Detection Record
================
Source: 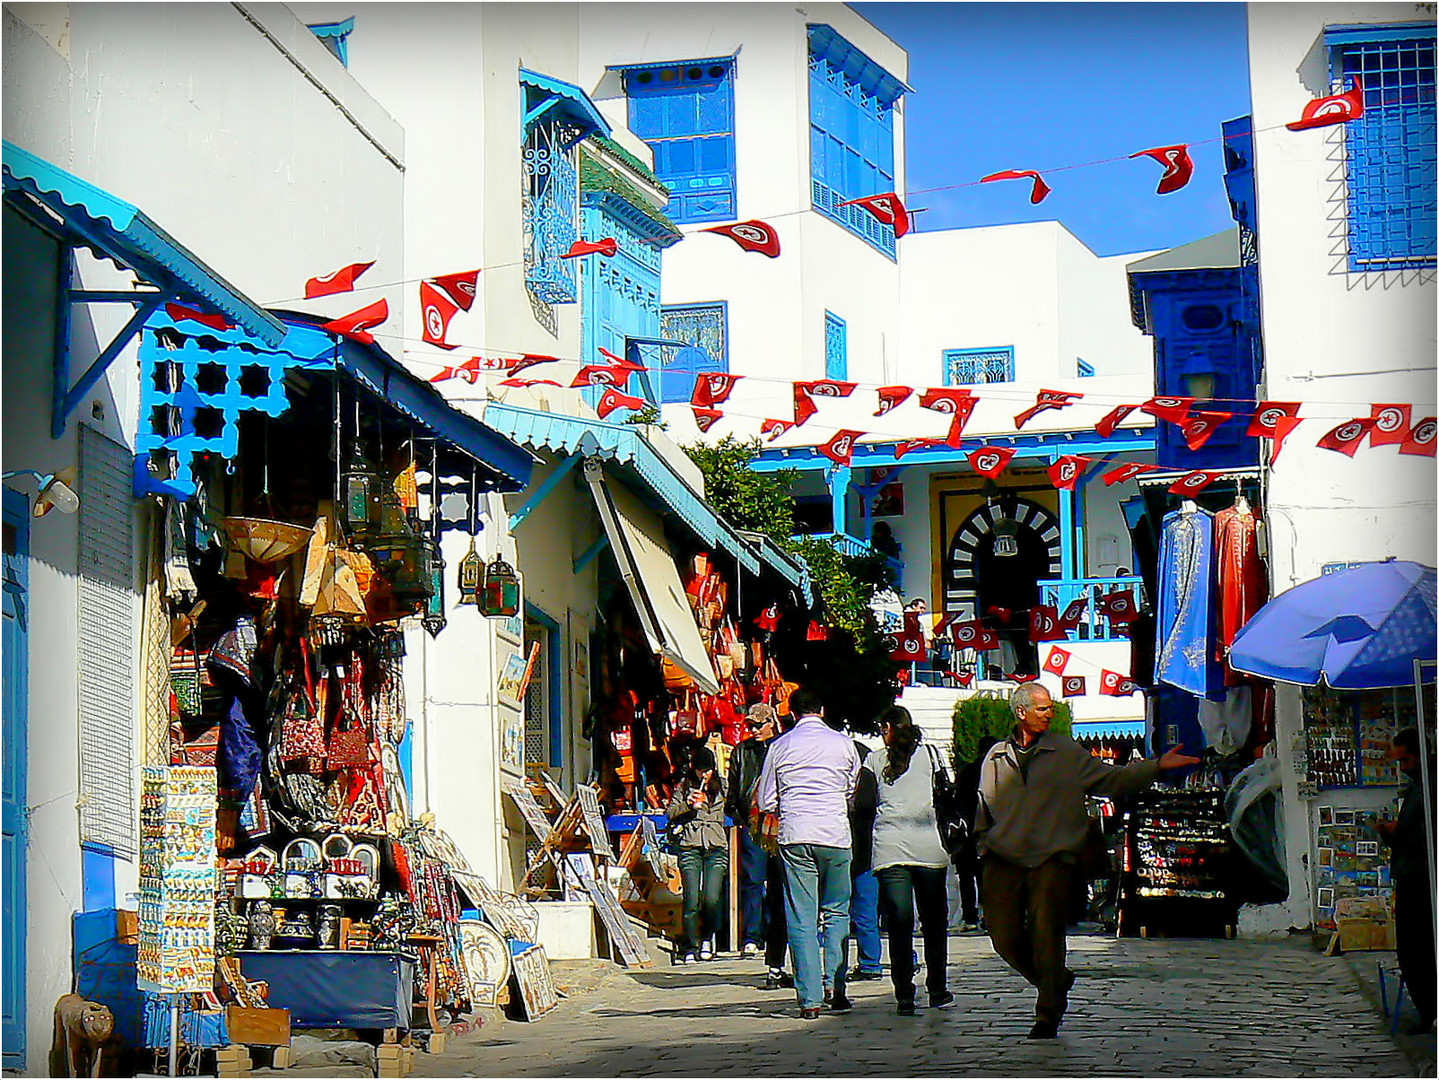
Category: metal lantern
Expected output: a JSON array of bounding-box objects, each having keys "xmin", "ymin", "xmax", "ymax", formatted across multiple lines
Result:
[
  {"xmin": 456, "ymin": 536, "xmax": 483, "ymax": 605},
  {"xmin": 341, "ymin": 443, "xmax": 384, "ymax": 539},
  {"xmin": 421, "ymin": 540, "xmax": 447, "ymax": 638},
  {"xmin": 992, "ymin": 515, "xmax": 1020, "ymax": 558},
  {"xmin": 479, "ymin": 556, "xmax": 520, "ymax": 618}
]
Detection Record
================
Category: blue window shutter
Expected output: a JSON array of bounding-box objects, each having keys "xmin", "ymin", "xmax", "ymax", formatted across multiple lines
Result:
[
  {"xmin": 824, "ymin": 312, "xmax": 847, "ymax": 380},
  {"xmin": 623, "ymin": 62, "xmax": 736, "ymax": 225}
]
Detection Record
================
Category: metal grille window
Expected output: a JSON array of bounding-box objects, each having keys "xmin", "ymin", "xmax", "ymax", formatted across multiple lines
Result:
[
  {"xmin": 624, "ymin": 59, "xmax": 736, "ymax": 223},
  {"xmin": 78, "ymin": 424, "xmax": 135, "ymax": 859},
  {"xmin": 824, "ymin": 311, "xmax": 848, "ymax": 380},
  {"xmin": 658, "ymin": 303, "xmax": 727, "ymax": 403},
  {"xmin": 944, "ymin": 346, "xmax": 1015, "ymax": 386},
  {"xmin": 808, "ymin": 25, "xmax": 904, "ymax": 259},
  {"xmin": 523, "ymin": 115, "xmax": 583, "ymax": 305},
  {"xmin": 1328, "ymin": 26, "xmax": 1436, "ymax": 271},
  {"xmin": 1077, "ymin": 358, "xmax": 1096, "ymax": 377}
]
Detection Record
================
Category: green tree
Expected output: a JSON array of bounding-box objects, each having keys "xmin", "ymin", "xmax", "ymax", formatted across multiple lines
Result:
[
  {"xmin": 951, "ymin": 691, "xmax": 1072, "ymax": 771},
  {"xmin": 681, "ymin": 435, "xmax": 796, "ymax": 541}
]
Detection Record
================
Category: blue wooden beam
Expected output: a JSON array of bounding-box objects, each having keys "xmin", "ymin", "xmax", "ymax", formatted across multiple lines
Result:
[
  {"xmin": 54, "ymin": 292, "xmax": 167, "ymax": 439},
  {"xmin": 509, "ymin": 452, "xmax": 582, "ymax": 531},
  {"xmin": 749, "ymin": 432, "xmax": 1157, "ymax": 472},
  {"xmin": 573, "ymin": 533, "xmax": 609, "ymax": 573}
]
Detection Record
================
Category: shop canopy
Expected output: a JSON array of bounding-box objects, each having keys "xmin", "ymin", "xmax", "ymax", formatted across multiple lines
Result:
[
  {"xmin": 587, "ymin": 462, "xmax": 721, "ymax": 696},
  {"xmin": 484, "ymin": 403, "xmax": 811, "ymax": 596},
  {"xmin": 1072, "ymin": 719, "xmax": 1146, "ymax": 740}
]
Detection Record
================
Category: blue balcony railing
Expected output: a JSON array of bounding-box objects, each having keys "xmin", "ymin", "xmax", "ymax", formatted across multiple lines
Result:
[
  {"xmin": 792, "ymin": 531, "xmax": 904, "ymax": 590},
  {"xmin": 1039, "ymin": 576, "xmax": 1145, "ymax": 641}
]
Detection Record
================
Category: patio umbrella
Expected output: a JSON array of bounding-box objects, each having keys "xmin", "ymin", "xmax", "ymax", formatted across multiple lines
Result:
[{"xmin": 1228, "ymin": 559, "xmax": 1435, "ymax": 689}]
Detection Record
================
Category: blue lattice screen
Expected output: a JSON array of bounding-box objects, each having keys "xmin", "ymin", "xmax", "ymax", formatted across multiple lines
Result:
[
  {"xmin": 658, "ymin": 303, "xmax": 727, "ymax": 403},
  {"xmin": 1331, "ymin": 30, "xmax": 1436, "ymax": 270},
  {"xmin": 824, "ymin": 311, "xmax": 847, "ymax": 380},
  {"xmin": 944, "ymin": 347, "xmax": 1014, "ymax": 386},
  {"xmin": 523, "ymin": 117, "xmax": 581, "ymax": 304}
]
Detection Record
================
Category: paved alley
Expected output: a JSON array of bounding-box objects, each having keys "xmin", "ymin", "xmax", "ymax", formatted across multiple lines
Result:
[{"xmin": 396, "ymin": 934, "xmax": 1422, "ymax": 1078}]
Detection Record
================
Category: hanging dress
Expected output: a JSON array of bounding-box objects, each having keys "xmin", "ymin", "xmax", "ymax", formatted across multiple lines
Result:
[{"xmin": 1156, "ymin": 507, "xmax": 1225, "ymax": 700}]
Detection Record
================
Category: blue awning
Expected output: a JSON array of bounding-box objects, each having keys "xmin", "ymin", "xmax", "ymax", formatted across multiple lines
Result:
[
  {"xmin": 484, "ymin": 403, "xmax": 810, "ymax": 594},
  {"xmin": 2, "ymin": 141, "xmax": 285, "ymax": 347},
  {"xmin": 1072, "ymin": 720, "xmax": 1147, "ymax": 740},
  {"xmin": 807, "ymin": 25, "xmax": 912, "ymax": 106},
  {"xmin": 520, "ymin": 69, "xmax": 612, "ymax": 138}
]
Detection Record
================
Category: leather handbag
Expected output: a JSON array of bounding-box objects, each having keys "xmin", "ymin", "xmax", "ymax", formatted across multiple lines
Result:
[{"xmin": 927, "ymin": 745, "xmax": 969, "ymax": 858}]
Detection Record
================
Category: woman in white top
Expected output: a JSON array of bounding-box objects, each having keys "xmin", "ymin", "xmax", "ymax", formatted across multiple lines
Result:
[{"xmin": 861, "ymin": 705, "xmax": 954, "ymax": 1015}]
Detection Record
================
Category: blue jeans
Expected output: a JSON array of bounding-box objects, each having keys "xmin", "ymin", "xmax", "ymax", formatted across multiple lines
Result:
[
  {"xmin": 677, "ymin": 846, "xmax": 728, "ymax": 952},
  {"xmin": 738, "ymin": 829, "xmax": 769, "ymax": 947},
  {"xmin": 780, "ymin": 843, "xmax": 852, "ymax": 1008},
  {"xmin": 835, "ymin": 868, "xmax": 883, "ymax": 982}
]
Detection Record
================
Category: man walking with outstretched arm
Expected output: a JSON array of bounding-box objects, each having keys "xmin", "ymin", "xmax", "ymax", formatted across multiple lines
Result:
[
  {"xmin": 756, "ymin": 688, "xmax": 862, "ymax": 1019},
  {"xmin": 975, "ymin": 683, "xmax": 1198, "ymax": 1038}
]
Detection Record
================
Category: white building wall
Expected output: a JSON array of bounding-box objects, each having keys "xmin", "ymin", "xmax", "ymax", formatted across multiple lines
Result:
[
  {"xmin": 3, "ymin": 5, "xmax": 405, "ymax": 1064},
  {"xmin": 1246, "ymin": 1, "xmax": 1437, "ymax": 934}
]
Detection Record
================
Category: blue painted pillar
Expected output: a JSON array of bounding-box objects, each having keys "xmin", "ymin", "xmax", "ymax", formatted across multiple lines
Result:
[
  {"xmin": 828, "ymin": 466, "xmax": 851, "ymax": 538},
  {"xmin": 1054, "ymin": 452, "xmax": 1076, "ymax": 579}
]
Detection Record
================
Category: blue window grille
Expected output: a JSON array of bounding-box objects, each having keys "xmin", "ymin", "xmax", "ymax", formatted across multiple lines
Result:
[
  {"xmin": 658, "ymin": 303, "xmax": 727, "ymax": 404},
  {"xmin": 307, "ymin": 18, "xmax": 353, "ymax": 66},
  {"xmin": 523, "ymin": 115, "xmax": 582, "ymax": 305},
  {"xmin": 944, "ymin": 347, "xmax": 1014, "ymax": 386},
  {"xmin": 1077, "ymin": 358, "xmax": 1096, "ymax": 377},
  {"xmin": 622, "ymin": 59, "xmax": 736, "ymax": 224},
  {"xmin": 807, "ymin": 25, "xmax": 908, "ymax": 258},
  {"xmin": 1326, "ymin": 25, "xmax": 1436, "ymax": 271},
  {"xmin": 824, "ymin": 312, "xmax": 848, "ymax": 380}
]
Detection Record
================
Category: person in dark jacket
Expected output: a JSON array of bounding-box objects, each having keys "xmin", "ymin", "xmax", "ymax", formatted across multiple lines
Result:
[
  {"xmin": 667, "ymin": 747, "xmax": 728, "ymax": 963},
  {"xmin": 954, "ymin": 735, "xmax": 999, "ymax": 931},
  {"xmin": 1377, "ymin": 727, "xmax": 1435, "ymax": 1032},
  {"xmin": 726, "ymin": 703, "xmax": 792, "ymax": 987}
]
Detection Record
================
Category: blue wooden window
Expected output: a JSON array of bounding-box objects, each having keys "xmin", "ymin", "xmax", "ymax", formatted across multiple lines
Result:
[
  {"xmin": 944, "ymin": 347, "xmax": 1014, "ymax": 386},
  {"xmin": 824, "ymin": 312, "xmax": 847, "ymax": 380},
  {"xmin": 623, "ymin": 60, "xmax": 735, "ymax": 223},
  {"xmin": 658, "ymin": 303, "xmax": 727, "ymax": 404},
  {"xmin": 807, "ymin": 25, "xmax": 905, "ymax": 258},
  {"xmin": 1077, "ymin": 358, "xmax": 1096, "ymax": 377},
  {"xmin": 1327, "ymin": 25, "xmax": 1436, "ymax": 271},
  {"xmin": 307, "ymin": 18, "xmax": 354, "ymax": 66}
]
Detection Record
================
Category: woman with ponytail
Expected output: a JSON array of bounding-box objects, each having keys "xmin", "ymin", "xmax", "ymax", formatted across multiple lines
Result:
[
  {"xmin": 863, "ymin": 705, "xmax": 954, "ymax": 1015},
  {"xmin": 666, "ymin": 746, "xmax": 729, "ymax": 963}
]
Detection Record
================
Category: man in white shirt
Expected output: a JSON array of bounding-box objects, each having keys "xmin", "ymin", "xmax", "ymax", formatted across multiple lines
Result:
[{"xmin": 756, "ymin": 688, "xmax": 862, "ymax": 1019}]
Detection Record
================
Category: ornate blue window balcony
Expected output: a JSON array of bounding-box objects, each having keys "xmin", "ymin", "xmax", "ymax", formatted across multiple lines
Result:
[{"xmin": 943, "ymin": 346, "xmax": 1014, "ymax": 386}]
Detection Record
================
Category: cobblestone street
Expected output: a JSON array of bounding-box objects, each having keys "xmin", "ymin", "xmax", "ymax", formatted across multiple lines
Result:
[{"xmin": 388, "ymin": 935, "xmax": 1426, "ymax": 1078}]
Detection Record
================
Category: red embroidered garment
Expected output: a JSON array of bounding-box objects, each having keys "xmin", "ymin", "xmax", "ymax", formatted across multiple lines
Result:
[{"xmin": 1215, "ymin": 503, "xmax": 1267, "ymax": 682}]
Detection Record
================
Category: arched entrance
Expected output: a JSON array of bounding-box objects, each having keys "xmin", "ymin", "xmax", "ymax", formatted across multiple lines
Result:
[{"xmin": 944, "ymin": 497, "xmax": 1062, "ymax": 675}]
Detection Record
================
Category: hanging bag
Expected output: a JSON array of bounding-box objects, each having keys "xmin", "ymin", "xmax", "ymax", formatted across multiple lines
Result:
[{"xmin": 927, "ymin": 744, "xmax": 969, "ymax": 858}]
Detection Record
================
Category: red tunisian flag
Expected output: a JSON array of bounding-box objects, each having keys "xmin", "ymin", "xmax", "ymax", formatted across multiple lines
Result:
[
  {"xmin": 692, "ymin": 407, "xmax": 724, "ymax": 433},
  {"xmin": 692, "ymin": 373, "xmax": 742, "ymax": 408},
  {"xmin": 1168, "ymin": 470, "xmax": 1221, "ymax": 496},
  {"xmin": 838, "ymin": 192, "xmax": 912, "ymax": 237},
  {"xmin": 1061, "ymin": 675, "xmax": 1087, "ymax": 698},
  {"xmin": 1014, "ymin": 389, "xmax": 1083, "ymax": 429},
  {"xmin": 1049, "ymin": 455, "xmax": 1090, "ymax": 491},
  {"xmin": 165, "ymin": 303, "xmax": 233, "ymax": 332},
  {"xmin": 918, "ymin": 388, "xmax": 977, "ymax": 447},
  {"xmin": 793, "ymin": 379, "xmax": 857, "ymax": 427},
  {"xmin": 507, "ymin": 353, "xmax": 561, "ymax": 375},
  {"xmin": 1400, "ymin": 417, "xmax": 1437, "ymax": 457},
  {"xmin": 874, "ymin": 385, "xmax": 914, "ymax": 416},
  {"xmin": 1103, "ymin": 461, "xmax": 1160, "ymax": 487},
  {"xmin": 1097, "ymin": 589, "xmax": 1138, "ymax": 624},
  {"xmin": 1316, "ymin": 417, "xmax": 1376, "ymax": 457},
  {"xmin": 951, "ymin": 621, "xmax": 998, "ymax": 651},
  {"xmin": 1287, "ymin": 77, "xmax": 1364, "ymax": 131},
  {"xmin": 571, "ymin": 364, "xmax": 635, "ymax": 389},
  {"xmin": 1267, "ymin": 416, "xmax": 1305, "ymax": 464},
  {"xmin": 1130, "ymin": 144, "xmax": 1196, "ymax": 194},
  {"xmin": 1247, "ymin": 401, "xmax": 1302, "ymax": 439},
  {"xmin": 306, "ymin": 260, "xmax": 375, "ymax": 298},
  {"xmin": 1180, "ymin": 410, "xmax": 1234, "ymax": 450},
  {"xmin": 596, "ymin": 389, "xmax": 647, "ymax": 420},
  {"xmin": 819, "ymin": 429, "xmax": 865, "ymax": 467},
  {"xmin": 1096, "ymin": 404, "xmax": 1140, "ymax": 438},
  {"xmin": 969, "ymin": 445, "xmax": 1018, "ymax": 479},
  {"xmin": 761, "ymin": 418, "xmax": 794, "ymax": 442},
  {"xmin": 1006, "ymin": 672, "xmax": 1041, "ymax": 684},
  {"xmin": 702, "ymin": 220, "xmax": 781, "ymax": 258},
  {"xmin": 1369, "ymin": 404, "xmax": 1412, "ymax": 447},
  {"xmin": 894, "ymin": 437, "xmax": 942, "ymax": 460},
  {"xmin": 320, "ymin": 298, "xmax": 388, "ymax": 345},
  {"xmin": 1099, "ymin": 670, "xmax": 1139, "ymax": 696},
  {"xmin": 1029, "ymin": 605, "xmax": 1067, "ymax": 643},
  {"xmin": 561, "ymin": 237, "xmax": 618, "ymax": 259},
  {"xmin": 1043, "ymin": 646, "xmax": 1072, "ymax": 676},
  {"xmin": 890, "ymin": 633, "xmax": 927, "ymax": 663},
  {"xmin": 1059, "ymin": 597, "xmax": 1088, "ymax": 630},
  {"xmin": 420, "ymin": 281, "xmax": 460, "ymax": 350},
  {"xmin": 981, "ymin": 169, "xmax": 1051, "ymax": 204},
  {"xmin": 429, "ymin": 270, "xmax": 480, "ymax": 311},
  {"xmin": 1142, "ymin": 396, "xmax": 1195, "ymax": 426}
]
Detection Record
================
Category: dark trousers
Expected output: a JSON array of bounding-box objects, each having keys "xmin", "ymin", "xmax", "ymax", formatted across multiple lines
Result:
[
  {"xmin": 1396, "ymin": 879, "xmax": 1436, "ymax": 1024},
  {"xmin": 765, "ymin": 847, "xmax": 789, "ymax": 969},
  {"xmin": 876, "ymin": 864, "xmax": 950, "ymax": 1003},
  {"xmin": 738, "ymin": 829, "xmax": 769, "ymax": 946},
  {"xmin": 981, "ymin": 854, "xmax": 1074, "ymax": 1025},
  {"xmin": 678, "ymin": 846, "xmax": 728, "ymax": 952},
  {"xmin": 955, "ymin": 846, "xmax": 981, "ymax": 924}
]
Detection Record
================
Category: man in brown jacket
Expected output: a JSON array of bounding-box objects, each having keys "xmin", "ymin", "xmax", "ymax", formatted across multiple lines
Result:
[{"xmin": 975, "ymin": 683, "xmax": 1198, "ymax": 1038}]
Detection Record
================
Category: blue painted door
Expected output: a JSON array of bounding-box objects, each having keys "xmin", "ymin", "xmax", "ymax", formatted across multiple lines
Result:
[{"xmin": 2, "ymin": 488, "xmax": 29, "ymax": 1066}]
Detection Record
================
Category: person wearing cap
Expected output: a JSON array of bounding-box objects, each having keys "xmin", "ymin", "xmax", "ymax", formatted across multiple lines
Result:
[{"xmin": 726, "ymin": 702, "xmax": 791, "ymax": 984}]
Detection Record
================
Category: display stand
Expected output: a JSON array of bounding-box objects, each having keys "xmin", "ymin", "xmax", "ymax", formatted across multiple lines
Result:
[{"xmin": 1118, "ymin": 788, "xmax": 1238, "ymax": 938}]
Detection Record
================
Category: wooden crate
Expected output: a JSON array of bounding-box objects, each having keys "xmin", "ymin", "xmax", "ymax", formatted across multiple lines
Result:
[{"xmin": 225, "ymin": 1006, "xmax": 291, "ymax": 1046}]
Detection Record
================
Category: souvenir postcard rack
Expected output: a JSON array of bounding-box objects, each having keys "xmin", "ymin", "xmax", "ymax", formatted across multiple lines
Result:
[{"xmin": 1119, "ymin": 787, "xmax": 1238, "ymax": 938}]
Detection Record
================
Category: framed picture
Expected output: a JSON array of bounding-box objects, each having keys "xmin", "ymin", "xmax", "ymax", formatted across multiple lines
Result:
[
  {"xmin": 497, "ymin": 642, "xmax": 540, "ymax": 708},
  {"xmin": 500, "ymin": 707, "xmax": 525, "ymax": 772},
  {"xmin": 509, "ymin": 943, "xmax": 559, "ymax": 1021},
  {"xmin": 1318, "ymin": 806, "xmax": 1333, "ymax": 827},
  {"xmin": 1316, "ymin": 886, "xmax": 1335, "ymax": 910},
  {"xmin": 1318, "ymin": 847, "xmax": 1334, "ymax": 867},
  {"xmin": 1356, "ymin": 840, "xmax": 1380, "ymax": 857},
  {"xmin": 1335, "ymin": 809, "xmax": 1355, "ymax": 826},
  {"xmin": 872, "ymin": 482, "xmax": 904, "ymax": 517},
  {"xmin": 497, "ymin": 611, "xmax": 523, "ymax": 645}
]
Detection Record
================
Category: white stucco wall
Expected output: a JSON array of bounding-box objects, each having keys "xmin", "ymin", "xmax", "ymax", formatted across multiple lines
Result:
[{"xmin": 1246, "ymin": 2, "xmax": 1437, "ymax": 934}]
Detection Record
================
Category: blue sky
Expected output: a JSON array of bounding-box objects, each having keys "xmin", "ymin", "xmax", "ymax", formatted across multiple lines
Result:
[{"xmin": 852, "ymin": 2, "xmax": 1252, "ymax": 257}]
